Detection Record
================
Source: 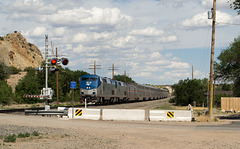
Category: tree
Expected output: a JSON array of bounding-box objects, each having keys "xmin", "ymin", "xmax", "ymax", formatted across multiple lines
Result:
[
  {"xmin": 0, "ymin": 81, "xmax": 13, "ymax": 105},
  {"xmin": 229, "ymin": 0, "xmax": 240, "ymax": 14},
  {"xmin": 0, "ymin": 62, "xmax": 10, "ymax": 81},
  {"xmin": 15, "ymin": 65, "xmax": 89, "ymax": 103},
  {"xmin": 221, "ymin": 83, "xmax": 231, "ymax": 91},
  {"xmin": 214, "ymin": 36, "xmax": 240, "ymax": 96},
  {"xmin": 173, "ymin": 78, "xmax": 206, "ymax": 106},
  {"xmin": 15, "ymin": 67, "xmax": 42, "ymax": 104},
  {"xmin": 114, "ymin": 75, "xmax": 135, "ymax": 83}
]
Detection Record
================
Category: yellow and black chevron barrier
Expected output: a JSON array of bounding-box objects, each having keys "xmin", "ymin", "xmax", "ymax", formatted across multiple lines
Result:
[
  {"xmin": 167, "ymin": 111, "xmax": 174, "ymax": 118},
  {"xmin": 75, "ymin": 109, "xmax": 82, "ymax": 116}
]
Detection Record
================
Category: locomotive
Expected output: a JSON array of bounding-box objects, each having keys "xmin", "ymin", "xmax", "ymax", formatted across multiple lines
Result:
[{"xmin": 80, "ymin": 74, "xmax": 168, "ymax": 104}]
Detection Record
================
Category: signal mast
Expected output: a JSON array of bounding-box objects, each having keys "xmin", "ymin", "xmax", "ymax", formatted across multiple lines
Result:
[{"xmin": 26, "ymin": 35, "xmax": 69, "ymax": 110}]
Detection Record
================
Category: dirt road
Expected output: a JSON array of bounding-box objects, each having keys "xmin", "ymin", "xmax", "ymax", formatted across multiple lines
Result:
[{"xmin": 1, "ymin": 112, "xmax": 240, "ymax": 149}]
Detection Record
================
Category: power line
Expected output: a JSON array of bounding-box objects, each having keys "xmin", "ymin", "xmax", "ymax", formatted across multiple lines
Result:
[{"xmin": 216, "ymin": 22, "xmax": 240, "ymax": 26}]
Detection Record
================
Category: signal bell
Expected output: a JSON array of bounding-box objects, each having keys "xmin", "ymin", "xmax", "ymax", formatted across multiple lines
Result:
[
  {"xmin": 51, "ymin": 58, "xmax": 57, "ymax": 65},
  {"xmin": 62, "ymin": 58, "xmax": 69, "ymax": 65}
]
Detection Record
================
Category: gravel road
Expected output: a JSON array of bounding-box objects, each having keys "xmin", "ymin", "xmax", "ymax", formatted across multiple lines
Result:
[{"xmin": 1, "ymin": 98, "xmax": 240, "ymax": 149}]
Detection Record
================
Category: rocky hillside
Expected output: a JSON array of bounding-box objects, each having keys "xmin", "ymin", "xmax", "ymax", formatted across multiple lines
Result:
[{"xmin": 0, "ymin": 32, "xmax": 44, "ymax": 70}]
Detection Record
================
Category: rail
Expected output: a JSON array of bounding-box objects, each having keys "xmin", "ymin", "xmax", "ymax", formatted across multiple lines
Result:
[{"xmin": 25, "ymin": 110, "xmax": 68, "ymax": 116}]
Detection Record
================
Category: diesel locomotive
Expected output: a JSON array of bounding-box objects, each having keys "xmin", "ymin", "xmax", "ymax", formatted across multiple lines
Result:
[{"xmin": 80, "ymin": 74, "xmax": 168, "ymax": 104}]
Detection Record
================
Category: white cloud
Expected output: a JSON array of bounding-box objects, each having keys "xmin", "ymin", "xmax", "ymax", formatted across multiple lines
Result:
[
  {"xmin": 202, "ymin": 0, "xmax": 230, "ymax": 9},
  {"xmin": 112, "ymin": 35, "xmax": 136, "ymax": 48},
  {"xmin": 129, "ymin": 27, "xmax": 164, "ymax": 36},
  {"xmin": 146, "ymin": 60, "xmax": 169, "ymax": 66},
  {"xmin": 150, "ymin": 52, "xmax": 162, "ymax": 59},
  {"xmin": 5, "ymin": 0, "xmax": 56, "ymax": 20},
  {"xmin": 73, "ymin": 44, "xmax": 84, "ymax": 53},
  {"xmin": 179, "ymin": 11, "xmax": 237, "ymax": 29},
  {"xmin": 52, "ymin": 27, "xmax": 66, "ymax": 37},
  {"xmin": 161, "ymin": 70, "xmax": 190, "ymax": 80},
  {"xmin": 132, "ymin": 72, "xmax": 152, "ymax": 77},
  {"xmin": 158, "ymin": 35, "xmax": 178, "ymax": 43},
  {"xmin": 142, "ymin": 66, "xmax": 161, "ymax": 72},
  {"xmin": 32, "ymin": 26, "xmax": 46, "ymax": 37},
  {"xmin": 73, "ymin": 33, "xmax": 89, "ymax": 43},
  {"xmin": 165, "ymin": 61, "xmax": 190, "ymax": 69},
  {"xmin": 41, "ymin": 7, "xmax": 132, "ymax": 28},
  {"xmin": 179, "ymin": 12, "xmax": 211, "ymax": 29}
]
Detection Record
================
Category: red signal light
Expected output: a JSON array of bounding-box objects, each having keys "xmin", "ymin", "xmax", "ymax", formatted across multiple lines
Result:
[
  {"xmin": 62, "ymin": 58, "xmax": 69, "ymax": 65},
  {"xmin": 51, "ymin": 58, "xmax": 57, "ymax": 65}
]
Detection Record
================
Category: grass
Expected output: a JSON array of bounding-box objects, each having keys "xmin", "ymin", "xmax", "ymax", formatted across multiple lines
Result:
[
  {"xmin": 2, "ymin": 131, "xmax": 41, "ymax": 143},
  {"xmin": 154, "ymin": 103, "xmax": 177, "ymax": 110},
  {"xmin": 1, "ymin": 131, "xmax": 70, "ymax": 144}
]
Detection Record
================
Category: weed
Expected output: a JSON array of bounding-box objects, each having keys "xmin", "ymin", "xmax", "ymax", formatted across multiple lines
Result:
[
  {"xmin": 61, "ymin": 134, "xmax": 70, "ymax": 138},
  {"xmin": 31, "ymin": 105, "xmax": 36, "ymax": 108},
  {"xmin": 32, "ymin": 131, "xmax": 39, "ymax": 136},
  {"xmin": 38, "ymin": 136, "xmax": 43, "ymax": 139},
  {"xmin": 154, "ymin": 103, "xmax": 176, "ymax": 110},
  {"xmin": 4, "ymin": 134, "xmax": 16, "ymax": 143}
]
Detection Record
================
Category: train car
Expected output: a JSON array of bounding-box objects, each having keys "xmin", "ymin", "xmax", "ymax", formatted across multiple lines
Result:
[
  {"xmin": 126, "ymin": 82, "xmax": 168, "ymax": 101},
  {"xmin": 80, "ymin": 74, "xmax": 168, "ymax": 104},
  {"xmin": 80, "ymin": 74, "xmax": 127, "ymax": 104}
]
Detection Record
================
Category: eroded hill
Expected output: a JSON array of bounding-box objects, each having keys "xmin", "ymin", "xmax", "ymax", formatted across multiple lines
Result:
[{"xmin": 0, "ymin": 32, "xmax": 44, "ymax": 70}]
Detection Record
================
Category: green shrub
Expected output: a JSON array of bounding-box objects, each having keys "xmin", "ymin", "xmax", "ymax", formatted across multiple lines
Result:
[
  {"xmin": 4, "ymin": 134, "xmax": 16, "ymax": 143},
  {"xmin": 32, "ymin": 131, "xmax": 39, "ymax": 136},
  {"xmin": 9, "ymin": 66, "xmax": 21, "ymax": 74},
  {"xmin": 0, "ymin": 81, "xmax": 13, "ymax": 105},
  {"xmin": 18, "ymin": 132, "xmax": 30, "ymax": 138},
  {"xmin": 215, "ymin": 93, "xmax": 231, "ymax": 107},
  {"xmin": 169, "ymin": 97, "xmax": 176, "ymax": 103}
]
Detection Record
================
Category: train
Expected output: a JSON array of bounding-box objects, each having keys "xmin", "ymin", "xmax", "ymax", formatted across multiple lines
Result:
[{"xmin": 79, "ymin": 74, "xmax": 169, "ymax": 104}]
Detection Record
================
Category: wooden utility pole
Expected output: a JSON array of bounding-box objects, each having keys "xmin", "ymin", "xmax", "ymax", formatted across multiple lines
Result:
[
  {"xmin": 124, "ymin": 70, "xmax": 126, "ymax": 84},
  {"xmin": 209, "ymin": 0, "xmax": 216, "ymax": 117},
  {"xmin": 88, "ymin": 60, "xmax": 101, "ymax": 75},
  {"xmin": 192, "ymin": 65, "xmax": 193, "ymax": 80},
  {"xmin": 108, "ymin": 64, "xmax": 118, "ymax": 80},
  {"xmin": 56, "ymin": 47, "xmax": 59, "ymax": 105}
]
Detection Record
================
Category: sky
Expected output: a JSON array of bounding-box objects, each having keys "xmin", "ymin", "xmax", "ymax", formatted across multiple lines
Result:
[{"xmin": 0, "ymin": 0, "xmax": 240, "ymax": 85}]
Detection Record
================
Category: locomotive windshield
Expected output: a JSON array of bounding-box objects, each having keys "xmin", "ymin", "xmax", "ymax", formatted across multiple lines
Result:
[
  {"xmin": 80, "ymin": 75, "xmax": 101, "ymax": 90},
  {"xmin": 90, "ymin": 78, "xmax": 98, "ymax": 81}
]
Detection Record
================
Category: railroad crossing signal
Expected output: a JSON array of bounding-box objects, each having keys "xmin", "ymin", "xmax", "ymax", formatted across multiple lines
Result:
[
  {"xmin": 62, "ymin": 58, "xmax": 69, "ymax": 65},
  {"xmin": 50, "ymin": 58, "xmax": 69, "ymax": 65},
  {"xmin": 51, "ymin": 58, "xmax": 57, "ymax": 65}
]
